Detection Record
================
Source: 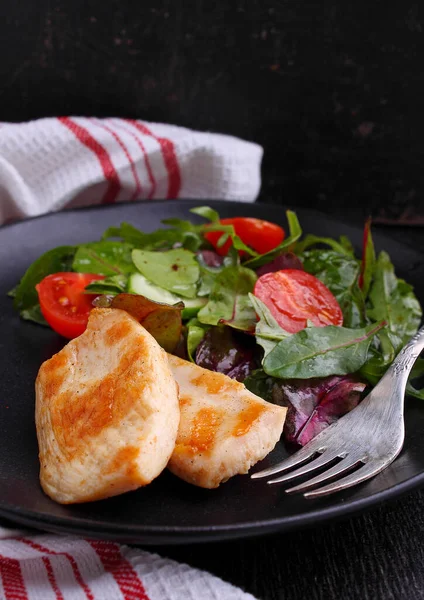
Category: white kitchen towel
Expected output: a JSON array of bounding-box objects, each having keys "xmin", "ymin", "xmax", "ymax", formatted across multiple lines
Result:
[
  {"xmin": 0, "ymin": 117, "xmax": 261, "ymax": 599},
  {"xmin": 0, "ymin": 527, "xmax": 256, "ymax": 600},
  {"xmin": 0, "ymin": 117, "xmax": 263, "ymax": 225}
]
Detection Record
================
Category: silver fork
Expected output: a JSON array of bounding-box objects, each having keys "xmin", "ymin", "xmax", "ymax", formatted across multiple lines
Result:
[{"xmin": 251, "ymin": 325, "xmax": 424, "ymax": 499}]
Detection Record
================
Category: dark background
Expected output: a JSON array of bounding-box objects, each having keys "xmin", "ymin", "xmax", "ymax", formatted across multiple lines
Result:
[
  {"xmin": 1, "ymin": 0, "xmax": 424, "ymax": 224},
  {"xmin": 2, "ymin": 2, "xmax": 424, "ymax": 598}
]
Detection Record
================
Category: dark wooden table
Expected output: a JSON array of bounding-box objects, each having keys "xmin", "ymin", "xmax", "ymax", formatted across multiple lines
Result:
[{"xmin": 1, "ymin": 1, "xmax": 424, "ymax": 598}]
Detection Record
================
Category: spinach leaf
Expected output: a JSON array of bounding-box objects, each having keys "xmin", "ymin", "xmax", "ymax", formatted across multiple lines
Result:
[
  {"xmin": 132, "ymin": 248, "xmax": 200, "ymax": 298},
  {"xmin": 263, "ymin": 321, "xmax": 386, "ymax": 379},
  {"xmin": 14, "ymin": 245, "xmax": 75, "ymax": 311},
  {"xmin": 244, "ymin": 369, "xmax": 276, "ymax": 402},
  {"xmin": 72, "ymin": 242, "xmax": 135, "ymax": 276},
  {"xmin": 197, "ymin": 265, "xmax": 257, "ymax": 331},
  {"xmin": 21, "ymin": 304, "xmax": 49, "ymax": 326},
  {"xmin": 249, "ymin": 293, "xmax": 289, "ymax": 356},
  {"xmin": 84, "ymin": 274, "xmax": 128, "ymax": 295},
  {"xmin": 301, "ymin": 250, "xmax": 366, "ymax": 328},
  {"xmin": 244, "ymin": 210, "xmax": 302, "ymax": 269},
  {"xmin": 367, "ymin": 251, "xmax": 422, "ymax": 350}
]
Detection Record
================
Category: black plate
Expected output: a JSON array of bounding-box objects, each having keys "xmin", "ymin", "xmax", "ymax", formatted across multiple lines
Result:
[{"xmin": 1, "ymin": 200, "xmax": 424, "ymax": 545}]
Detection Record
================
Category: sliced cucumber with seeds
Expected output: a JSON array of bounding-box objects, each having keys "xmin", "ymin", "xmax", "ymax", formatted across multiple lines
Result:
[{"xmin": 128, "ymin": 273, "xmax": 207, "ymax": 319}]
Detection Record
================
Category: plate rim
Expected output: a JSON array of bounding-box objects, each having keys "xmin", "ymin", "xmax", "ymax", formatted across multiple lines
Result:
[{"xmin": 2, "ymin": 199, "xmax": 424, "ymax": 544}]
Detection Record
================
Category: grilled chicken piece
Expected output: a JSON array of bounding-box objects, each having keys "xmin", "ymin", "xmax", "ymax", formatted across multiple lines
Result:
[
  {"xmin": 167, "ymin": 355, "xmax": 286, "ymax": 488},
  {"xmin": 35, "ymin": 308, "xmax": 179, "ymax": 504}
]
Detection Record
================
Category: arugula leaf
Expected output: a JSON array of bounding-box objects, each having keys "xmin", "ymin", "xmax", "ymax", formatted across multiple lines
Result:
[
  {"xmin": 197, "ymin": 265, "xmax": 257, "ymax": 331},
  {"xmin": 358, "ymin": 218, "xmax": 375, "ymax": 299},
  {"xmin": 72, "ymin": 242, "xmax": 135, "ymax": 276},
  {"xmin": 296, "ymin": 234, "xmax": 354, "ymax": 257},
  {"xmin": 244, "ymin": 210, "xmax": 302, "ymax": 269},
  {"xmin": 189, "ymin": 205, "xmax": 258, "ymax": 257},
  {"xmin": 301, "ymin": 250, "xmax": 366, "ymax": 328},
  {"xmin": 263, "ymin": 321, "xmax": 386, "ymax": 379},
  {"xmin": 249, "ymin": 293, "xmax": 289, "ymax": 356},
  {"xmin": 406, "ymin": 383, "xmax": 424, "ymax": 400},
  {"xmin": 132, "ymin": 248, "xmax": 200, "ymax": 298},
  {"xmin": 196, "ymin": 251, "xmax": 236, "ymax": 297},
  {"xmin": 14, "ymin": 245, "xmax": 75, "ymax": 311},
  {"xmin": 339, "ymin": 235, "xmax": 355, "ymax": 255},
  {"xmin": 103, "ymin": 221, "xmax": 203, "ymax": 252},
  {"xmin": 186, "ymin": 318, "xmax": 210, "ymax": 361},
  {"xmin": 367, "ymin": 251, "xmax": 422, "ymax": 350},
  {"xmin": 190, "ymin": 206, "xmax": 220, "ymax": 222},
  {"xmin": 84, "ymin": 274, "xmax": 128, "ymax": 295}
]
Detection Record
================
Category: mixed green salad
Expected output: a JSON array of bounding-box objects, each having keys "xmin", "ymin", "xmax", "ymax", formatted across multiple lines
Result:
[{"xmin": 10, "ymin": 206, "xmax": 424, "ymax": 448}]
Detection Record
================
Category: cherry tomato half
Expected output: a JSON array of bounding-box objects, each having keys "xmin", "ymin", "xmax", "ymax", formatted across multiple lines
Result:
[
  {"xmin": 204, "ymin": 217, "xmax": 285, "ymax": 256},
  {"xmin": 36, "ymin": 272, "xmax": 105, "ymax": 339},
  {"xmin": 254, "ymin": 269, "xmax": 343, "ymax": 334}
]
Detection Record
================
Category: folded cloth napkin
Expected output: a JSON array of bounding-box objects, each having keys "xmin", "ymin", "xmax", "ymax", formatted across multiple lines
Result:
[
  {"xmin": 0, "ymin": 117, "xmax": 263, "ymax": 224},
  {"xmin": 0, "ymin": 118, "xmax": 262, "ymax": 599}
]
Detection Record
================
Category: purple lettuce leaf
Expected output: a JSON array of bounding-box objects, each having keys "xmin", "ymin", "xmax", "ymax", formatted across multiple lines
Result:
[
  {"xmin": 272, "ymin": 375, "xmax": 366, "ymax": 447},
  {"xmin": 195, "ymin": 326, "xmax": 259, "ymax": 381},
  {"xmin": 256, "ymin": 252, "xmax": 304, "ymax": 277}
]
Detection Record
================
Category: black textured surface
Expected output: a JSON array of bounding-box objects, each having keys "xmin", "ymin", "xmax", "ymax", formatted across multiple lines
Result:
[
  {"xmin": 1, "ymin": 1, "xmax": 424, "ymax": 224},
  {"xmin": 0, "ymin": 201, "xmax": 424, "ymax": 600},
  {"xmin": 2, "ymin": 3, "xmax": 424, "ymax": 596}
]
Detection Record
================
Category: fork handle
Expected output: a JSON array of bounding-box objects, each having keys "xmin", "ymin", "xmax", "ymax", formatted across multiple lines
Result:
[{"xmin": 383, "ymin": 324, "xmax": 424, "ymax": 388}]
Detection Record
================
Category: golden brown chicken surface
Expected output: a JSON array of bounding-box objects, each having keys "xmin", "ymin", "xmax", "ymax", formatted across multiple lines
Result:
[
  {"xmin": 167, "ymin": 355, "xmax": 287, "ymax": 488},
  {"xmin": 35, "ymin": 308, "xmax": 179, "ymax": 504}
]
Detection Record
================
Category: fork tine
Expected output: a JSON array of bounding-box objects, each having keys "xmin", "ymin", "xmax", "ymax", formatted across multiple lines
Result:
[
  {"xmin": 251, "ymin": 442, "xmax": 325, "ymax": 480},
  {"xmin": 265, "ymin": 450, "xmax": 343, "ymax": 486},
  {"xmin": 303, "ymin": 461, "xmax": 383, "ymax": 499},
  {"xmin": 281, "ymin": 455, "xmax": 362, "ymax": 493}
]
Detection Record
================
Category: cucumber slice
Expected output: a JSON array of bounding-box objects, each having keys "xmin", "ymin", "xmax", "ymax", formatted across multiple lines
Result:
[{"xmin": 128, "ymin": 273, "xmax": 207, "ymax": 318}]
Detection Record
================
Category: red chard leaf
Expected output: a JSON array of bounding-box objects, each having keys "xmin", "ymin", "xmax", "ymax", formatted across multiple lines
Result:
[
  {"xmin": 272, "ymin": 375, "xmax": 367, "ymax": 447},
  {"xmin": 195, "ymin": 326, "xmax": 259, "ymax": 381},
  {"xmin": 256, "ymin": 252, "xmax": 304, "ymax": 277},
  {"xmin": 358, "ymin": 218, "xmax": 376, "ymax": 298}
]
